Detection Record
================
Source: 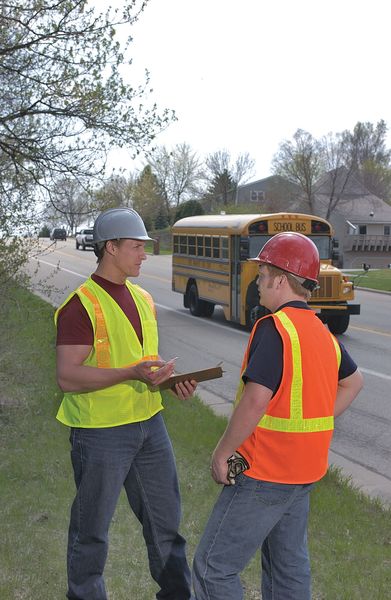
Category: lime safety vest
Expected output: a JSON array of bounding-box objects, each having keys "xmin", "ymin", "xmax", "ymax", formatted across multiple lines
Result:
[
  {"xmin": 236, "ymin": 307, "xmax": 341, "ymax": 484},
  {"xmin": 54, "ymin": 277, "xmax": 163, "ymax": 428}
]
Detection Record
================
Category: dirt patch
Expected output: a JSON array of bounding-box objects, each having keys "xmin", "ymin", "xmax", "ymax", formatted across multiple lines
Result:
[{"xmin": 0, "ymin": 393, "xmax": 20, "ymax": 408}]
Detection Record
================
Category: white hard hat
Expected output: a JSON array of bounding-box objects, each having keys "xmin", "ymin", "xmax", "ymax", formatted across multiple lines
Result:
[{"xmin": 93, "ymin": 208, "xmax": 154, "ymax": 243}]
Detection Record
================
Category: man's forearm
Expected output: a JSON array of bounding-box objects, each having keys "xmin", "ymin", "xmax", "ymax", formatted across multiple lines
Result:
[
  {"xmin": 334, "ymin": 369, "xmax": 363, "ymax": 417},
  {"xmin": 56, "ymin": 354, "xmax": 174, "ymax": 393},
  {"xmin": 57, "ymin": 364, "xmax": 136, "ymax": 393}
]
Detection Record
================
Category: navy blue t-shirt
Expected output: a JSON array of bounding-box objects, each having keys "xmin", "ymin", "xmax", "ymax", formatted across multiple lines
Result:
[{"xmin": 243, "ymin": 301, "xmax": 358, "ymax": 395}]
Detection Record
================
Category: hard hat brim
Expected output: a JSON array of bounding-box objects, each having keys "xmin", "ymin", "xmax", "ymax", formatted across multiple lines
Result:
[{"xmin": 93, "ymin": 234, "xmax": 156, "ymax": 243}]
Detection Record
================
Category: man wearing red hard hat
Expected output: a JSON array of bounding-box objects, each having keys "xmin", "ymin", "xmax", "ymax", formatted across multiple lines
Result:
[{"xmin": 193, "ymin": 232, "xmax": 363, "ymax": 600}]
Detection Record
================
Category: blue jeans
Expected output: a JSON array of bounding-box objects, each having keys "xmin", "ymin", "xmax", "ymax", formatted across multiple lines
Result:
[
  {"xmin": 66, "ymin": 412, "xmax": 191, "ymax": 600},
  {"xmin": 193, "ymin": 474, "xmax": 314, "ymax": 600}
]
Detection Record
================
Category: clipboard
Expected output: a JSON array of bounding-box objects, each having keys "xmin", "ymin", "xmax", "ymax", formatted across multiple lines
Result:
[{"xmin": 153, "ymin": 364, "xmax": 224, "ymax": 391}]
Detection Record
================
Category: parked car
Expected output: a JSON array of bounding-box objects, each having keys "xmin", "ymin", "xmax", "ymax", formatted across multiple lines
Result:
[
  {"xmin": 75, "ymin": 228, "xmax": 94, "ymax": 250},
  {"xmin": 50, "ymin": 227, "xmax": 67, "ymax": 241}
]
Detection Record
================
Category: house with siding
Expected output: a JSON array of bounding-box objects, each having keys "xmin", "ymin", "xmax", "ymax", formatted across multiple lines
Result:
[{"xmin": 233, "ymin": 172, "xmax": 391, "ymax": 268}]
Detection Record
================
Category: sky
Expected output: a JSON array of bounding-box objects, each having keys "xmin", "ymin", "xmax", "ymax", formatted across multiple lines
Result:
[{"xmin": 101, "ymin": 0, "xmax": 391, "ymax": 181}]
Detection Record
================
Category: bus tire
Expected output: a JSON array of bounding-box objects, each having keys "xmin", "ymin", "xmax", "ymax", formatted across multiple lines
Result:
[
  {"xmin": 188, "ymin": 284, "xmax": 214, "ymax": 318},
  {"xmin": 188, "ymin": 284, "xmax": 203, "ymax": 316},
  {"xmin": 201, "ymin": 301, "xmax": 215, "ymax": 318},
  {"xmin": 326, "ymin": 314, "xmax": 350, "ymax": 335}
]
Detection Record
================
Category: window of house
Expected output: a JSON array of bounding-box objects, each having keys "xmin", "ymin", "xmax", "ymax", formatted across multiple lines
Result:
[
  {"xmin": 385, "ymin": 225, "xmax": 390, "ymax": 236},
  {"xmin": 359, "ymin": 225, "xmax": 367, "ymax": 235}
]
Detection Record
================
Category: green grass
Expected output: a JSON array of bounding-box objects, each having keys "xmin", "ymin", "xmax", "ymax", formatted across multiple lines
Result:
[
  {"xmin": 0, "ymin": 286, "xmax": 390, "ymax": 599},
  {"xmin": 344, "ymin": 268, "xmax": 391, "ymax": 292}
]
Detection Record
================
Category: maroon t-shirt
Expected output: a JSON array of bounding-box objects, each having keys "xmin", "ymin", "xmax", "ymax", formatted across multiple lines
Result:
[{"xmin": 56, "ymin": 274, "xmax": 143, "ymax": 346}]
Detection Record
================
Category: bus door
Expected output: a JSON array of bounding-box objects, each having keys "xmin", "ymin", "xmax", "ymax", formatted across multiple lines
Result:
[{"xmin": 230, "ymin": 235, "xmax": 242, "ymax": 322}]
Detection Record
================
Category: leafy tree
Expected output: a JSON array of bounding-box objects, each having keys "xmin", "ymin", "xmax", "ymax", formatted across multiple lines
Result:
[
  {"xmin": 0, "ymin": 0, "xmax": 173, "ymax": 290},
  {"xmin": 272, "ymin": 123, "xmax": 391, "ymax": 218},
  {"xmin": 39, "ymin": 225, "xmax": 51, "ymax": 238},
  {"xmin": 358, "ymin": 161, "xmax": 391, "ymax": 203},
  {"xmin": 174, "ymin": 199, "xmax": 204, "ymax": 222},
  {"xmin": 148, "ymin": 143, "xmax": 204, "ymax": 217},
  {"xmin": 206, "ymin": 169, "xmax": 236, "ymax": 206},
  {"xmin": 92, "ymin": 175, "xmax": 133, "ymax": 215},
  {"xmin": 44, "ymin": 178, "xmax": 91, "ymax": 234},
  {"xmin": 154, "ymin": 208, "xmax": 170, "ymax": 230},
  {"xmin": 341, "ymin": 120, "xmax": 391, "ymax": 199},
  {"xmin": 204, "ymin": 149, "xmax": 255, "ymax": 205},
  {"xmin": 132, "ymin": 165, "xmax": 166, "ymax": 228},
  {"xmin": 317, "ymin": 132, "xmax": 358, "ymax": 220},
  {"xmin": 272, "ymin": 130, "xmax": 323, "ymax": 214}
]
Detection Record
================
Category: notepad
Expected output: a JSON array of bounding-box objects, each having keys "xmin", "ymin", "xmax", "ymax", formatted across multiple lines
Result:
[{"xmin": 154, "ymin": 364, "xmax": 224, "ymax": 391}]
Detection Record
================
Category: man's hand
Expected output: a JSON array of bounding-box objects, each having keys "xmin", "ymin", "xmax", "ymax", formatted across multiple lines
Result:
[
  {"xmin": 131, "ymin": 359, "xmax": 175, "ymax": 386},
  {"xmin": 173, "ymin": 379, "xmax": 197, "ymax": 400},
  {"xmin": 210, "ymin": 449, "xmax": 231, "ymax": 485}
]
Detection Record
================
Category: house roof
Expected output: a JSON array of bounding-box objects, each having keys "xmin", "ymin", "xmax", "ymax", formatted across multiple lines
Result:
[
  {"xmin": 239, "ymin": 174, "xmax": 302, "ymax": 194},
  {"xmin": 315, "ymin": 193, "xmax": 391, "ymax": 224},
  {"xmin": 314, "ymin": 167, "xmax": 369, "ymax": 197},
  {"xmin": 313, "ymin": 168, "xmax": 391, "ymax": 224},
  {"xmin": 238, "ymin": 170, "xmax": 391, "ymax": 224}
]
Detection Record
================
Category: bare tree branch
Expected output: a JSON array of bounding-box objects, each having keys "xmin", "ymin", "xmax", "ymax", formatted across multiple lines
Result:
[{"xmin": 0, "ymin": 0, "xmax": 174, "ymax": 289}]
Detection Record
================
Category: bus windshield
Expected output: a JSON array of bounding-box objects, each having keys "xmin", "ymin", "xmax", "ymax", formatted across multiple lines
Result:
[
  {"xmin": 249, "ymin": 235, "xmax": 331, "ymax": 261},
  {"xmin": 249, "ymin": 235, "xmax": 271, "ymax": 258},
  {"xmin": 308, "ymin": 236, "xmax": 331, "ymax": 260}
]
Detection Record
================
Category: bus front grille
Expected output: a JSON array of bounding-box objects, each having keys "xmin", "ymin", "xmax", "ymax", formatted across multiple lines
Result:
[{"xmin": 312, "ymin": 275, "xmax": 336, "ymax": 300}]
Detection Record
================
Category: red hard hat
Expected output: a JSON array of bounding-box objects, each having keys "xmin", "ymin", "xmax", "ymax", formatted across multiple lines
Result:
[{"xmin": 251, "ymin": 232, "xmax": 320, "ymax": 288}]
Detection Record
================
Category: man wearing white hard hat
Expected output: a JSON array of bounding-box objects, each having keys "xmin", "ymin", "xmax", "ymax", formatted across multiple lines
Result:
[{"xmin": 55, "ymin": 207, "xmax": 196, "ymax": 600}]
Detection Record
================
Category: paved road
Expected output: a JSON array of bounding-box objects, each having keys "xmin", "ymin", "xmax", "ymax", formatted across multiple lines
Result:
[{"xmin": 30, "ymin": 240, "xmax": 391, "ymax": 505}]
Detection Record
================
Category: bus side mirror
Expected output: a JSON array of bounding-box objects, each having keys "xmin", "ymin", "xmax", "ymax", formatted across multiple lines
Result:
[
  {"xmin": 332, "ymin": 250, "xmax": 340, "ymax": 265},
  {"xmin": 332, "ymin": 238, "xmax": 339, "ymax": 249}
]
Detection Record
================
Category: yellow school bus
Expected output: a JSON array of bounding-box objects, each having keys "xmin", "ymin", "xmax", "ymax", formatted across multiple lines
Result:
[{"xmin": 171, "ymin": 212, "xmax": 360, "ymax": 334}]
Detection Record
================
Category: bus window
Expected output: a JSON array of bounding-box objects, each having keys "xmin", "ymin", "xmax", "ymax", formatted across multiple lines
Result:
[
  {"xmin": 212, "ymin": 237, "xmax": 220, "ymax": 258},
  {"xmin": 197, "ymin": 236, "xmax": 203, "ymax": 256},
  {"xmin": 309, "ymin": 236, "xmax": 331, "ymax": 260},
  {"xmin": 173, "ymin": 235, "xmax": 179, "ymax": 253},
  {"xmin": 205, "ymin": 236, "xmax": 211, "ymax": 257},
  {"xmin": 188, "ymin": 235, "xmax": 196, "ymax": 255},
  {"xmin": 179, "ymin": 235, "xmax": 187, "ymax": 254}
]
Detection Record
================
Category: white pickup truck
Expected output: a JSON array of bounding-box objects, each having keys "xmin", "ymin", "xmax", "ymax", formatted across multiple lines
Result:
[{"xmin": 75, "ymin": 228, "xmax": 94, "ymax": 250}]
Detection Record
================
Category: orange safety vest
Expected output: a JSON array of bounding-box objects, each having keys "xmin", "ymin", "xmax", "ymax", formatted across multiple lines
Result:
[{"xmin": 236, "ymin": 307, "xmax": 341, "ymax": 484}]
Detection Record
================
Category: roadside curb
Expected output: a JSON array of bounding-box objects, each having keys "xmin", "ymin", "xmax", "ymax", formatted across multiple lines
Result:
[
  {"xmin": 329, "ymin": 450, "xmax": 391, "ymax": 506},
  {"xmin": 196, "ymin": 385, "xmax": 391, "ymax": 507},
  {"xmin": 355, "ymin": 286, "xmax": 391, "ymax": 295}
]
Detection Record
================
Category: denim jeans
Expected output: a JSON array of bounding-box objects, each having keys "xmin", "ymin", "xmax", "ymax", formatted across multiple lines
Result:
[
  {"xmin": 193, "ymin": 474, "xmax": 314, "ymax": 600},
  {"xmin": 66, "ymin": 412, "xmax": 191, "ymax": 600}
]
